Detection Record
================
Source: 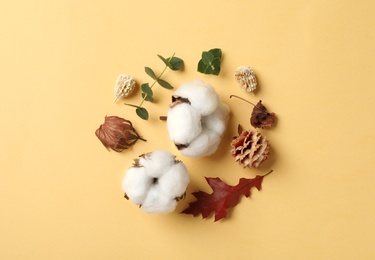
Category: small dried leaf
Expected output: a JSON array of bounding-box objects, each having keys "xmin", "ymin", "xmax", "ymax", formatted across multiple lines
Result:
[{"xmin": 251, "ymin": 100, "xmax": 276, "ymax": 128}]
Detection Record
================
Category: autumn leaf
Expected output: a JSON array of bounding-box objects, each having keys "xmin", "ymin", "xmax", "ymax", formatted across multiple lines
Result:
[
  {"xmin": 182, "ymin": 170, "xmax": 272, "ymax": 221},
  {"xmin": 230, "ymin": 95, "xmax": 277, "ymax": 129},
  {"xmin": 250, "ymin": 100, "xmax": 276, "ymax": 129}
]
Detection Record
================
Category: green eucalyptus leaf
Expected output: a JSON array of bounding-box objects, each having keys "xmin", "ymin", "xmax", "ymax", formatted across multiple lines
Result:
[
  {"xmin": 157, "ymin": 79, "xmax": 174, "ymax": 89},
  {"xmin": 145, "ymin": 67, "xmax": 157, "ymax": 80},
  {"xmin": 197, "ymin": 58, "xmax": 221, "ymax": 75},
  {"xmin": 197, "ymin": 59, "xmax": 207, "ymax": 74},
  {"xmin": 141, "ymin": 83, "xmax": 153, "ymax": 97},
  {"xmin": 142, "ymin": 93, "xmax": 154, "ymax": 102},
  {"xmin": 209, "ymin": 58, "xmax": 221, "ymax": 75},
  {"xmin": 136, "ymin": 107, "xmax": 149, "ymax": 120},
  {"xmin": 197, "ymin": 48, "xmax": 222, "ymax": 75},
  {"xmin": 157, "ymin": 55, "xmax": 184, "ymax": 71},
  {"xmin": 167, "ymin": 57, "xmax": 184, "ymax": 70},
  {"xmin": 209, "ymin": 48, "xmax": 222, "ymax": 59},
  {"xmin": 157, "ymin": 55, "xmax": 170, "ymax": 67},
  {"xmin": 202, "ymin": 51, "xmax": 215, "ymax": 65}
]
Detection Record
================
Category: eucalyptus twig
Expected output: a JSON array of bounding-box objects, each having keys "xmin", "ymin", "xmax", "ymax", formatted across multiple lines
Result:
[{"xmin": 125, "ymin": 53, "xmax": 184, "ymax": 120}]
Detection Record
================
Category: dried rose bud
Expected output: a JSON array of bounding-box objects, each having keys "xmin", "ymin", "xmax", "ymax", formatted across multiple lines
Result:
[
  {"xmin": 114, "ymin": 74, "xmax": 136, "ymax": 102},
  {"xmin": 234, "ymin": 66, "xmax": 257, "ymax": 94},
  {"xmin": 95, "ymin": 116, "xmax": 146, "ymax": 152}
]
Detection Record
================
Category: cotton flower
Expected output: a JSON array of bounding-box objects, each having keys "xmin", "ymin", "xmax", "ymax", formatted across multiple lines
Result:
[
  {"xmin": 173, "ymin": 79, "xmax": 219, "ymax": 116},
  {"xmin": 122, "ymin": 150, "xmax": 190, "ymax": 214},
  {"xmin": 122, "ymin": 167, "xmax": 151, "ymax": 205},
  {"xmin": 166, "ymin": 102, "xmax": 202, "ymax": 146},
  {"xmin": 166, "ymin": 80, "xmax": 230, "ymax": 157}
]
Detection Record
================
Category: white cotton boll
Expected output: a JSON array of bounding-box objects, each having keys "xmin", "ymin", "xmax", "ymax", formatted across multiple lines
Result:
[
  {"xmin": 174, "ymin": 80, "xmax": 219, "ymax": 116},
  {"xmin": 122, "ymin": 167, "xmax": 152, "ymax": 205},
  {"xmin": 141, "ymin": 186, "xmax": 177, "ymax": 214},
  {"xmin": 202, "ymin": 103, "xmax": 230, "ymax": 136},
  {"xmin": 167, "ymin": 103, "xmax": 202, "ymax": 145},
  {"xmin": 158, "ymin": 162, "xmax": 190, "ymax": 199},
  {"xmin": 139, "ymin": 150, "xmax": 177, "ymax": 178},
  {"xmin": 180, "ymin": 129, "xmax": 221, "ymax": 157}
]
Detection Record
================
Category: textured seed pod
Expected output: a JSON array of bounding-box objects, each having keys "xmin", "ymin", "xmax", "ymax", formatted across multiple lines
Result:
[
  {"xmin": 114, "ymin": 74, "xmax": 136, "ymax": 102},
  {"xmin": 95, "ymin": 116, "xmax": 146, "ymax": 152},
  {"xmin": 230, "ymin": 125, "xmax": 270, "ymax": 168},
  {"xmin": 234, "ymin": 66, "xmax": 257, "ymax": 93}
]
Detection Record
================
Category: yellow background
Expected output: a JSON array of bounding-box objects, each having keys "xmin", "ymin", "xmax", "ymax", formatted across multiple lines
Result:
[{"xmin": 1, "ymin": 0, "xmax": 375, "ymax": 259}]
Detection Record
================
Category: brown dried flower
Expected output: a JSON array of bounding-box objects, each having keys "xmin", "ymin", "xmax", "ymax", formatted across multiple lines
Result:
[{"xmin": 95, "ymin": 116, "xmax": 146, "ymax": 152}]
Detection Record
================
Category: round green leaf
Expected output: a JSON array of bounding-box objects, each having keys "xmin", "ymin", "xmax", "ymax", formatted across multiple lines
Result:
[
  {"xmin": 157, "ymin": 79, "xmax": 173, "ymax": 89},
  {"xmin": 136, "ymin": 107, "xmax": 149, "ymax": 120},
  {"xmin": 202, "ymin": 51, "xmax": 215, "ymax": 65},
  {"xmin": 209, "ymin": 48, "xmax": 222, "ymax": 59},
  {"xmin": 141, "ymin": 83, "xmax": 153, "ymax": 97},
  {"xmin": 157, "ymin": 54, "xmax": 169, "ymax": 67},
  {"xmin": 145, "ymin": 67, "xmax": 157, "ymax": 80},
  {"xmin": 168, "ymin": 57, "xmax": 184, "ymax": 71},
  {"xmin": 142, "ymin": 92, "xmax": 154, "ymax": 102}
]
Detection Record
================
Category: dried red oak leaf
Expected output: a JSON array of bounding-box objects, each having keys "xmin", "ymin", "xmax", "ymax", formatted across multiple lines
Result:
[
  {"xmin": 182, "ymin": 171, "xmax": 272, "ymax": 222},
  {"xmin": 251, "ymin": 100, "xmax": 276, "ymax": 129}
]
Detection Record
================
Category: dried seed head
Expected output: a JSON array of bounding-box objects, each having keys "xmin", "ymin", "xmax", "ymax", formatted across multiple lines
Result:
[
  {"xmin": 230, "ymin": 125, "xmax": 270, "ymax": 168},
  {"xmin": 234, "ymin": 66, "xmax": 257, "ymax": 93},
  {"xmin": 114, "ymin": 74, "xmax": 136, "ymax": 102}
]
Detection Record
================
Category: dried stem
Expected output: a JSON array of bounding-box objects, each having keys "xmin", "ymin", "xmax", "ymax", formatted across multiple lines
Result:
[
  {"xmin": 263, "ymin": 170, "xmax": 273, "ymax": 177},
  {"xmin": 229, "ymin": 95, "xmax": 256, "ymax": 106}
]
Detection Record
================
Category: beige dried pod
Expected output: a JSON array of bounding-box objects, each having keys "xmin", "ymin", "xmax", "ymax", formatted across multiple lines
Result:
[
  {"xmin": 114, "ymin": 74, "xmax": 136, "ymax": 102},
  {"xmin": 234, "ymin": 66, "xmax": 257, "ymax": 94}
]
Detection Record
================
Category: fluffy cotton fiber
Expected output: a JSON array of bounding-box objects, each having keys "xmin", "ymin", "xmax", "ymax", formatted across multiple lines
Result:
[
  {"xmin": 173, "ymin": 79, "xmax": 219, "ymax": 116},
  {"xmin": 122, "ymin": 150, "xmax": 190, "ymax": 214},
  {"xmin": 167, "ymin": 80, "xmax": 230, "ymax": 157},
  {"xmin": 166, "ymin": 102, "xmax": 202, "ymax": 146}
]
